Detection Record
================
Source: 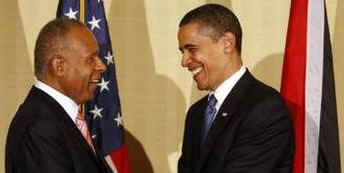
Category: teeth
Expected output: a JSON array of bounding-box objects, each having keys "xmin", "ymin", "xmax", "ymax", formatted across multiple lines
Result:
[
  {"xmin": 92, "ymin": 79, "xmax": 100, "ymax": 83},
  {"xmin": 191, "ymin": 68, "xmax": 202, "ymax": 76}
]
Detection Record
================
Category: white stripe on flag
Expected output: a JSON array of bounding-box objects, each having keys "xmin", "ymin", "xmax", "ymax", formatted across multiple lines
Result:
[
  {"xmin": 305, "ymin": 0, "xmax": 324, "ymax": 172},
  {"xmin": 105, "ymin": 155, "xmax": 118, "ymax": 173}
]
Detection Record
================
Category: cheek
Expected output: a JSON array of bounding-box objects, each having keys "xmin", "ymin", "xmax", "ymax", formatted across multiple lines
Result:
[
  {"xmin": 69, "ymin": 72, "xmax": 89, "ymax": 92},
  {"xmin": 204, "ymin": 60, "xmax": 219, "ymax": 80},
  {"xmin": 190, "ymin": 54, "xmax": 206, "ymax": 67},
  {"xmin": 78, "ymin": 68, "xmax": 92, "ymax": 81}
]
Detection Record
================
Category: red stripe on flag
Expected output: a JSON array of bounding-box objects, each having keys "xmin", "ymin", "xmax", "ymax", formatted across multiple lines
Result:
[
  {"xmin": 281, "ymin": 0, "xmax": 308, "ymax": 172},
  {"xmin": 109, "ymin": 144, "xmax": 131, "ymax": 173}
]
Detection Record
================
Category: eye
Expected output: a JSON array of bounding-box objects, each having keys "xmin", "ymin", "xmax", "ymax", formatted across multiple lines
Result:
[
  {"xmin": 86, "ymin": 56, "xmax": 96, "ymax": 64},
  {"xmin": 188, "ymin": 47, "xmax": 197, "ymax": 54}
]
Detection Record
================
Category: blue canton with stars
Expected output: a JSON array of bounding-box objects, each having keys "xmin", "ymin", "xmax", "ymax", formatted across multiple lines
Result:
[{"xmin": 57, "ymin": 0, "xmax": 123, "ymax": 156}]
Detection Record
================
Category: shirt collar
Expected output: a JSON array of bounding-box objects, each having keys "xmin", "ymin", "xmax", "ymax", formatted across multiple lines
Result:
[
  {"xmin": 34, "ymin": 80, "xmax": 79, "ymax": 122},
  {"xmin": 211, "ymin": 66, "xmax": 246, "ymax": 111}
]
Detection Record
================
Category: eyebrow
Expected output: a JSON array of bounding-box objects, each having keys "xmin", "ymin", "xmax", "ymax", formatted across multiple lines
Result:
[
  {"xmin": 89, "ymin": 50, "xmax": 99, "ymax": 57},
  {"xmin": 179, "ymin": 44, "xmax": 197, "ymax": 52},
  {"xmin": 84, "ymin": 51, "xmax": 99, "ymax": 61}
]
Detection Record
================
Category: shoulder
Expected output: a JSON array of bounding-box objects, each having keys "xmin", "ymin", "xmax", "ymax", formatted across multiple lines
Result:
[
  {"xmin": 236, "ymin": 74, "xmax": 290, "ymax": 125},
  {"xmin": 8, "ymin": 102, "xmax": 63, "ymax": 144},
  {"xmin": 7, "ymin": 90, "xmax": 67, "ymax": 148},
  {"xmin": 6, "ymin": 104, "xmax": 66, "ymax": 160},
  {"xmin": 243, "ymin": 74, "xmax": 286, "ymax": 108}
]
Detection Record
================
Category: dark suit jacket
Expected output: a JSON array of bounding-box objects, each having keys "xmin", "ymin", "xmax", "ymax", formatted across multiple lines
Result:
[
  {"xmin": 6, "ymin": 86, "xmax": 112, "ymax": 173},
  {"xmin": 178, "ymin": 71, "xmax": 294, "ymax": 173}
]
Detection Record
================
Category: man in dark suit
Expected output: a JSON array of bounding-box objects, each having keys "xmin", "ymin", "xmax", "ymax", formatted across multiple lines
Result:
[
  {"xmin": 6, "ymin": 18, "xmax": 112, "ymax": 173},
  {"xmin": 177, "ymin": 4, "xmax": 294, "ymax": 173}
]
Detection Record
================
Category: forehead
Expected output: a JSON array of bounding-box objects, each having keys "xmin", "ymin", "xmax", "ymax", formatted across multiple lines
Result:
[
  {"xmin": 178, "ymin": 23, "xmax": 200, "ymax": 40},
  {"xmin": 65, "ymin": 26, "xmax": 98, "ymax": 51},
  {"xmin": 178, "ymin": 23, "xmax": 214, "ymax": 47}
]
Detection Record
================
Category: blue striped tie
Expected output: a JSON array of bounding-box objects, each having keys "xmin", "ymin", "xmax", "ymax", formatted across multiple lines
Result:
[{"xmin": 202, "ymin": 94, "xmax": 217, "ymax": 142}]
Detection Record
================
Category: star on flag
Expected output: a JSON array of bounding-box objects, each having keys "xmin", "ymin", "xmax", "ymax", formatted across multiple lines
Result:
[
  {"xmin": 89, "ymin": 105, "xmax": 103, "ymax": 119},
  {"xmin": 64, "ymin": 8, "xmax": 78, "ymax": 19},
  {"xmin": 88, "ymin": 16, "xmax": 101, "ymax": 31},
  {"xmin": 97, "ymin": 78, "xmax": 110, "ymax": 93},
  {"xmin": 104, "ymin": 51, "xmax": 114, "ymax": 65},
  {"xmin": 114, "ymin": 113, "xmax": 122, "ymax": 127}
]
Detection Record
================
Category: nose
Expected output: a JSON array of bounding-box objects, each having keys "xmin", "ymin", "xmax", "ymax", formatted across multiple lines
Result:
[
  {"xmin": 95, "ymin": 56, "xmax": 107, "ymax": 72},
  {"xmin": 181, "ymin": 53, "xmax": 190, "ymax": 68}
]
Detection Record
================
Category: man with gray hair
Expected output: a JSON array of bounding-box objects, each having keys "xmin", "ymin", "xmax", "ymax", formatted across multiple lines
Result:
[{"xmin": 6, "ymin": 18, "xmax": 111, "ymax": 173}]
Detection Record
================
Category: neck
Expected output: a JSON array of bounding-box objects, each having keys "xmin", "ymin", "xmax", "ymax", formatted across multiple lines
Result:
[{"xmin": 211, "ymin": 55, "xmax": 243, "ymax": 91}]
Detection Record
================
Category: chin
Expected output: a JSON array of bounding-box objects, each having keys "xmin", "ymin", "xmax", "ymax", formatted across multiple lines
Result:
[
  {"xmin": 196, "ymin": 83, "xmax": 208, "ymax": 91},
  {"xmin": 79, "ymin": 95, "xmax": 94, "ymax": 104},
  {"xmin": 87, "ymin": 94, "xmax": 95, "ymax": 101},
  {"xmin": 194, "ymin": 77, "xmax": 209, "ymax": 91}
]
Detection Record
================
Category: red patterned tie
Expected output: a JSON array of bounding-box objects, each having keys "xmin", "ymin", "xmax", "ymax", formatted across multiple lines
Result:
[{"xmin": 75, "ymin": 107, "xmax": 95, "ymax": 153}]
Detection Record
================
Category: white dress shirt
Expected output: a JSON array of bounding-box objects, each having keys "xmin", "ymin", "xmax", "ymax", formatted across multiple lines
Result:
[
  {"xmin": 35, "ymin": 81, "xmax": 79, "ymax": 122},
  {"xmin": 210, "ymin": 66, "xmax": 246, "ymax": 118}
]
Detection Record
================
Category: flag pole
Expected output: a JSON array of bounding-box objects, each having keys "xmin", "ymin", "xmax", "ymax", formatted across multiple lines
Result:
[
  {"xmin": 79, "ymin": 0, "xmax": 85, "ymax": 23},
  {"xmin": 80, "ymin": 0, "xmax": 86, "ymax": 115}
]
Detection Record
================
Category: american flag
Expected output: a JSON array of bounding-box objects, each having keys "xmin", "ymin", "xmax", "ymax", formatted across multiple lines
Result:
[{"xmin": 57, "ymin": 1, "xmax": 130, "ymax": 173}]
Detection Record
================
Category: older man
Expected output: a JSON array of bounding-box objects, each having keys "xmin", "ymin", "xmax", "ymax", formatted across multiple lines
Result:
[{"xmin": 6, "ymin": 18, "xmax": 111, "ymax": 173}]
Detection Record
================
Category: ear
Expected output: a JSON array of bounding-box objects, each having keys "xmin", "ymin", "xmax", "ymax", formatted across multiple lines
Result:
[
  {"xmin": 49, "ymin": 55, "xmax": 65, "ymax": 77},
  {"xmin": 221, "ymin": 32, "xmax": 236, "ymax": 54}
]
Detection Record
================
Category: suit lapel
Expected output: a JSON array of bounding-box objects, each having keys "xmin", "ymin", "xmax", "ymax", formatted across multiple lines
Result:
[
  {"xmin": 32, "ymin": 87, "xmax": 102, "ymax": 165},
  {"xmin": 195, "ymin": 98, "xmax": 208, "ymax": 159},
  {"xmin": 182, "ymin": 96, "xmax": 207, "ymax": 169},
  {"xmin": 63, "ymin": 115, "xmax": 98, "ymax": 157},
  {"xmin": 55, "ymin": 97, "xmax": 109, "ymax": 170},
  {"xmin": 195, "ymin": 71, "xmax": 255, "ymax": 172}
]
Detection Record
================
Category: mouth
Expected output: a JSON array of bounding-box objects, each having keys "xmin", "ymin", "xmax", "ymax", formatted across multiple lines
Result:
[
  {"xmin": 90, "ymin": 78, "xmax": 101, "ymax": 84},
  {"xmin": 190, "ymin": 67, "xmax": 202, "ymax": 76}
]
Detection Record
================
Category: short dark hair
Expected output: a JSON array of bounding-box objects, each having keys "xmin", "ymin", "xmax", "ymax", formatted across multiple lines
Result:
[
  {"xmin": 179, "ymin": 4, "xmax": 242, "ymax": 54},
  {"xmin": 34, "ymin": 18, "xmax": 85, "ymax": 79}
]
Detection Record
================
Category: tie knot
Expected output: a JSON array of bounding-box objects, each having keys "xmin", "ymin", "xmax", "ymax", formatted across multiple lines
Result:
[{"xmin": 208, "ymin": 94, "xmax": 217, "ymax": 107}]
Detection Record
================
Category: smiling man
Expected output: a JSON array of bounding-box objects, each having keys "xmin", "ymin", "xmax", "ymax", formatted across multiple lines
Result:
[
  {"xmin": 178, "ymin": 4, "xmax": 294, "ymax": 173},
  {"xmin": 6, "ymin": 19, "xmax": 111, "ymax": 173}
]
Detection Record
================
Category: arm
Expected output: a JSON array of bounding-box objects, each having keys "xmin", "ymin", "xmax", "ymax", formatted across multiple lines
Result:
[
  {"xmin": 223, "ymin": 97, "xmax": 294, "ymax": 173},
  {"xmin": 178, "ymin": 109, "xmax": 192, "ymax": 173},
  {"xmin": 18, "ymin": 120, "xmax": 75, "ymax": 173}
]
